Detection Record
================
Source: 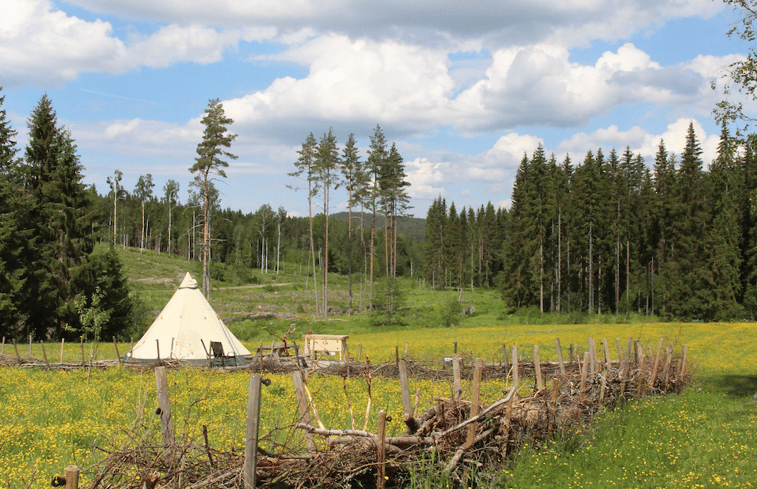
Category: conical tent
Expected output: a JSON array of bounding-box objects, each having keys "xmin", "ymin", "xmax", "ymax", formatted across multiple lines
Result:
[{"xmin": 127, "ymin": 273, "xmax": 250, "ymax": 362}]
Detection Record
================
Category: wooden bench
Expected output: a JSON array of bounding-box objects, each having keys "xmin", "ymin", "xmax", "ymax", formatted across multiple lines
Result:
[{"xmin": 301, "ymin": 334, "xmax": 349, "ymax": 361}]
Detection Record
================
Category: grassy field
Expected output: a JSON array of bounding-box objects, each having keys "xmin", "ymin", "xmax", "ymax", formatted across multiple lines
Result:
[{"xmin": 1, "ymin": 247, "xmax": 756, "ymax": 488}]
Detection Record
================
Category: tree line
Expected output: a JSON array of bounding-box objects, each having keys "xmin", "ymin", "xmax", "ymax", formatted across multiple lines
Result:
[{"xmin": 424, "ymin": 122, "xmax": 757, "ymax": 321}]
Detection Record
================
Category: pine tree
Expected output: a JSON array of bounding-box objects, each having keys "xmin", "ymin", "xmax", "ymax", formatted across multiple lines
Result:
[
  {"xmin": 289, "ymin": 133, "xmax": 319, "ymax": 314},
  {"xmin": 315, "ymin": 128, "xmax": 339, "ymax": 317},
  {"xmin": 340, "ymin": 133, "xmax": 364, "ymax": 310},
  {"xmin": 134, "ymin": 174, "xmax": 154, "ymax": 254},
  {"xmin": 367, "ymin": 125, "xmax": 388, "ymax": 304},
  {"xmin": 190, "ymin": 98, "xmax": 237, "ymax": 299}
]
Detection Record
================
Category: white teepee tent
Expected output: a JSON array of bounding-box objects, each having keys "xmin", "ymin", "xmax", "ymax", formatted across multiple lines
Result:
[{"xmin": 127, "ymin": 273, "xmax": 250, "ymax": 362}]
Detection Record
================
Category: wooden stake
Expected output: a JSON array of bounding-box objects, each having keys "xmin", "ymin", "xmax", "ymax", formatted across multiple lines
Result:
[
  {"xmin": 64, "ymin": 465, "xmax": 79, "ymax": 489},
  {"xmin": 650, "ymin": 338, "xmax": 663, "ymax": 391},
  {"xmin": 501, "ymin": 343, "xmax": 508, "ymax": 370},
  {"xmin": 156, "ymin": 339, "xmax": 161, "ymax": 363},
  {"xmin": 588, "ymin": 337, "xmax": 597, "ymax": 374},
  {"xmin": 395, "ymin": 345, "xmax": 399, "ymax": 367},
  {"xmin": 40, "ymin": 341, "xmax": 49, "ymax": 368},
  {"xmin": 555, "ymin": 338, "xmax": 565, "ymax": 376},
  {"xmin": 580, "ymin": 352, "xmax": 590, "ymax": 401},
  {"xmin": 113, "ymin": 337, "xmax": 122, "ymax": 366},
  {"xmin": 615, "ymin": 338, "xmax": 622, "ymax": 370},
  {"xmin": 664, "ymin": 345, "xmax": 672, "ymax": 384},
  {"xmin": 602, "ymin": 338, "xmax": 610, "ymax": 371},
  {"xmin": 292, "ymin": 371, "xmax": 316, "ymax": 455},
  {"xmin": 599, "ymin": 373, "xmax": 607, "ymax": 405},
  {"xmin": 452, "ymin": 354, "xmax": 461, "ymax": 400},
  {"xmin": 154, "ymin": 366, "xmax": 174, "ymax": 458},
  {"xmin": 377, "ymin": 410, "xmax": 386, "ymax": 489},
  {"xmin": 465, "ymin": 358, "xmax": 483, "ymax": 448},
  {"xmin": 60, "ymin": 338, "xmax": 65, "ymax": 363},
  {"xmin": 12, "ymin": 339, "xmax": 21, "ymax": 364},
  {"xmin": 399, "ymin": 361, "xmax": 416, "ymax": 433},
  {"xmin": 534, "ymin": 345, "xmax": 543, "ymax": 391},
  {"xmin": 80, "ymin": 338, "xmax": 85, "ymax": 367},
  {"xmin": 512, "ymin": 345, "xmax": 519, "ymax": 396},
  {"xmin": 244, "ymin": 375, "xmax": 262, "ymax": 489},
  {"xmin": 679, "ymin": 344, "xmax": 688, "ymax": 381},
  {"xmin": 569, "ymin": 343, "xmax": 575, "ymax": 363},
  {"xmin": 28, "ymin": 334, "xmax": 32, "ymax": 358},
  {"xmin": 357, "ymin": 344, "xmax": 363, "ymax": 362}
]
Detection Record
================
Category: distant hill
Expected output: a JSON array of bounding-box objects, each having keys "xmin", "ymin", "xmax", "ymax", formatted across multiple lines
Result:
[{"xmin": 330, "ymin": 212, "xmax": 426, "ymax": 242}]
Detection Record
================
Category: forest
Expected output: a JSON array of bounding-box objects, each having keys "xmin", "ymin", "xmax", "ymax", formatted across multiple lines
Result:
[{"xmin": 3, "ymin": 85, "xmax": 757, "ymax": 344}]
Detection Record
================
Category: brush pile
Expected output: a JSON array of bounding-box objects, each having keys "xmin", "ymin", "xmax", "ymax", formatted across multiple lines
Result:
[{"xmin": 83, "ymin": 339, "xmax": 690, "ymax": 488}]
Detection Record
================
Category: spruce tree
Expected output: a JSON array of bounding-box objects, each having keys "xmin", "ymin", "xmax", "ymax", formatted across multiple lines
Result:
[
  {"xmin": 20, "ymin": 95, "xmax": 97, "ymax": 338},
  {"xmin": 0, "ymin": 88, "xmax": 26, "ymax": 337},
  {"xmin": 708, "ymin": 122, "xmax": 743, "ymax": 319},
  {"xmin": 666, "ymin": 123, "xmax": 710, "ymax": 319}
]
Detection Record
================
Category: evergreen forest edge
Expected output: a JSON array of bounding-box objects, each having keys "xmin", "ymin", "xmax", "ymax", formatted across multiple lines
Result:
[{"xmin": 3, "ymin": 88, "xmax": 757, "ymax": 344}]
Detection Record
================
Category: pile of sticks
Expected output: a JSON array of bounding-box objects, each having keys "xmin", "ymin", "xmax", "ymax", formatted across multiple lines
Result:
[{"xmin": 82, "ymin": 338, "xmax": 689, "ymax": 488}]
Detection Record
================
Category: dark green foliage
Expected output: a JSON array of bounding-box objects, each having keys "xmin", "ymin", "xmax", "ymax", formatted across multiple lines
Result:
[
  {"xmin": 0, "ymin": 93, "xmax": 134, "ymax": 340},
  {"xmin": 370, "ymin": 276, "xmax": 406, "ymax": 327}
]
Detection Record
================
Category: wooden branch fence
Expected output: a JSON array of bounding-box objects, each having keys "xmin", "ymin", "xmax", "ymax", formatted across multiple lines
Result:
[{"xmin": 49, "ymin": 336, "xmax": 690, "ymax": 488}]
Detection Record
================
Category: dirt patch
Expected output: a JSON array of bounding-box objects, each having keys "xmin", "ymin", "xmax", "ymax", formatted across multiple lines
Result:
[{"xmin": 130, "ymin": 277, "xmax": 175, "ymax": 285}]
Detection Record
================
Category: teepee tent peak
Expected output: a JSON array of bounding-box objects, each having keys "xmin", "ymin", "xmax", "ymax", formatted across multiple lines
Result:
[
  {"xmin": 127, "ymin": 272, "xmax": 250, "ymax": 362},
  {"xmin": 179, "ymin": 272, "xmax": 197, "ymax": 289}
]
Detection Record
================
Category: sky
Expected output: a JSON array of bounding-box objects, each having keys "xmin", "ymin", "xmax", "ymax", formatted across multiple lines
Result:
[{"xmin": 2, "ymin": 0, "xmax": 756, "ymax": 216}]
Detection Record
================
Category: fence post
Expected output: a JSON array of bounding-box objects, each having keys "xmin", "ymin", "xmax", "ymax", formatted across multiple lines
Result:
[
  {"xmin": 154, "ymin": 366, "xmax": 174, "ymax": 458},
  {"xmin": 244, "ymin": 375, "xmax": 262, "ymax": 489},
  {"xmin": 555, "ymin": 338, "xmax": 565, "ymax": 376},
  {"xmin": 40, "ymin": 341, "xmax": 49, "ymax": 368},
  {"xmin": 580, "ymin": 352, "xmax": 590, "ymax": 401},
  {"xmin": 511, "ymin": 345, "xmax": 519, "ymax": 397},
  {"xmin": 533, "ymin": 345, "xmax": 543, "ymax": 391},
  {"xmin": 377, "ymin": 410, "xmax": 386, "ymax": 489},
  {"xmin": 678, "ymin": 344, "xmax": 688, "ymax": 381},
  {"xmin": 80, "ymin": 338, "xmax": 85, "ymax": 367},
  {"xmin": 602, "ymin": 338, "xmax": 610, "ymax": 371},
  {"xmin": 399, "ymin": 360, "xmax": 417, "ymax": 433},
  {"xmin": 60, "ymin": 338, "xmax": 65, "ymax": 363},
  {"xmin": 650, "ymin": 338, "xmax": 663, "ymax": 391},
  {"xmin": 588, "ymin": 337, "xmax": 597, "ymax": 374},
  {"xmin": 465, "ymin": 358, "xmax": 483, "ymax": 448},
  {"xmin": 113, "ymin": 337, "xmax": 122, "ymax": 366},
  {"xmin": 12, "ymin": 339, "xmax": 21, "ymax": 364},
  {"xmin": 64, "ymin": 465, "xmax": 79, "ymax": 489},
  {"xmin": 292, "ymin": 371, "xmax": 316, "ymax": 455},
  {"xmin": 452, "ymin": 354, "xmax": 461, "ymax": 400}
]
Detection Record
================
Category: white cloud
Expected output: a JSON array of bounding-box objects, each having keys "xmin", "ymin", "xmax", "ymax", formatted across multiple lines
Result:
[
  {"xmin": 0, "ymin": 0, "xmax": 274, "ymax": 87},
  {"xmin": 555, "ymin": 118, "xmax": 721, "ymax": 166}
]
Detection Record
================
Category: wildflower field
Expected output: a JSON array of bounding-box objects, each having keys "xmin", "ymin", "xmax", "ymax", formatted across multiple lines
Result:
[{"xmin": 1, "ymin": 321, "xmax": 756, "ymax": 488}]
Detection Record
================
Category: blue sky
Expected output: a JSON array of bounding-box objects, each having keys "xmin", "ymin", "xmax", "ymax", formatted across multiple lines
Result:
[{"xmin": 2, "ymin": 0, "xmax": 754, "ymax": 216}]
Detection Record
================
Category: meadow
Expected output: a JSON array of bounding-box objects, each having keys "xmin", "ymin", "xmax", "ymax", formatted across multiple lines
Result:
[
  {"xmin": 1, "ymin": 247, "xmax": 756, "ymax": 487},
  {"xmin": 1, "ymin": 320, "xmax": 756, "ymax": 488}
]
